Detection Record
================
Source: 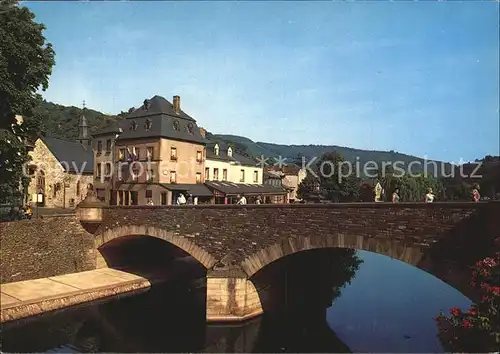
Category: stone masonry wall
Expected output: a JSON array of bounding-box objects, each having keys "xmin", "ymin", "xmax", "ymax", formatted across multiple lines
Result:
[
  {"xmin": 97, "ymin": 202, "xmax": 498, "ymax": 270},
  {"xmin": 27, "ymin": 139, "xmax": 93, "ymax": 208},
  {"xmin": 2, "ymin": 202, "xmax": 498, "ymax": 285},
  {"xmin": 0, "ymin": 216, "xmax": 96, "ymax": 284}
]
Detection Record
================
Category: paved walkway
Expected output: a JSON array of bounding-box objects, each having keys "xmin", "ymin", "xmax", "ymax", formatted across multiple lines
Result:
[{"xmin": 1, "ymin": 268, "xmax": 153, "ymax": 324}]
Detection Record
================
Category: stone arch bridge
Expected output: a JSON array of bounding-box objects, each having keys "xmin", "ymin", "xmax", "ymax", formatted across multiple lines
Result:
[{"xmin": 1, "ymin": 201, "xmax": 499, "ymax": 322}]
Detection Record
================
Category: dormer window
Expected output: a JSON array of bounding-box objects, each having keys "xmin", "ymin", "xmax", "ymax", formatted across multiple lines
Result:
[
  {"xmin": 187, "ymin": 123, "xmax": 194, "ymax": 135},
  {"xmin": 130, "ymin": 120, "xmax": 138, "ymax": 131},
  {"xmin": 144, "ymin": 119, "xmax": 152, "ymax": 131},
  {"xmin": 214, "ymin": 144, "xmax": 219, "ymax": 156},
  {"xmin": 227, "ymin": 147, "xmax": 233, "ymax": 157},
  {"xmin": 173, "ymin": 120, "xmax": 180, "ymax": 131}
]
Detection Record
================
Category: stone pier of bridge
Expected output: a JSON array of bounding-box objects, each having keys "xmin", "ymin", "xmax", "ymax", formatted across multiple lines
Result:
[{"xmin": 1, "ymin": 193, "xmax": 498, "ymax": 324}]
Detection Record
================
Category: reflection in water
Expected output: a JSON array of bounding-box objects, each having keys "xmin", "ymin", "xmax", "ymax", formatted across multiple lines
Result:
[
  {"xmin": 327, "ymin": 251, "xmax": 472, "ymax": 353},
  {"xmin": 1, "ymin": 249, "xmax": 472, "ymax": 353}
]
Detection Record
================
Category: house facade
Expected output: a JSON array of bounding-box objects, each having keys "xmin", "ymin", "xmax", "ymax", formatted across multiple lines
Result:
[
  {"xmin": 92, "ymin": 126, "xmax": 122, "ymax": 204},
  {"xmin": 204, "ymin": 142, "xmax": 263, "ymax": 184},
  {"xmin": 266, "ymin": 164, "xmax": 307, "ymax": 202},
  {"xmin": 204, "ymin": 141, "xmax": 287, "ymax": 204},
  {"xmin": 26, "ymin": 114, "xmax": 94, "ymax": 208},
  {"xmin": 94, "ymin": 95, "xmax": 212, "ymax": 206}
]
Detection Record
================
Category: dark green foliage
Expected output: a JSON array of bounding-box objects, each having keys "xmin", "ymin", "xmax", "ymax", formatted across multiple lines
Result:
[
  {"xmin": 33, "ymin": 100, "xmax": 122, "ymax": 140},
  {"xmin": 316, "ymin": 152, "xmax": 360, "ymax": 202},
  {"xmin": 0, "ymin": 0, "xmax": 55, "ymax": 203},
  {"xmin": 296, "ymin": 173, "xmax": 320, "ymax": 200},
  {"xmin": 210, "ymin": 135, "xmax": 454, "ymax": 177}
]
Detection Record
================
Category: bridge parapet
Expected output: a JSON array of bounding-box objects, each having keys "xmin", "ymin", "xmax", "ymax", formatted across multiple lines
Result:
[
  {"xmin": 2, "ymin": 201, "xmax": 498, "ymax": 322},
  {"xmin": 92, "ymin": 202, "xmax": 492, "ymax": 265}
]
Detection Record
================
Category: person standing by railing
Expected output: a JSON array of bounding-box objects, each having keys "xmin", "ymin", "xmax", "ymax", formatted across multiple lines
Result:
[
  {"xmin": 392, "ymin": 188, "xmax": 400, "ymax": 203},
  {"xmin": 472, "ymin": 185, "xmax": 481, "ymax": 202},
  {"xmin": 425, "ymin": 188, "xmax": 435, "ymax": 203}
]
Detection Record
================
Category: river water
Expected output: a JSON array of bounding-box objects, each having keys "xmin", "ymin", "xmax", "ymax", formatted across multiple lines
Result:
[{"xmin": 1, "ymin": 250, "xmax": 471, "ymax": 353}]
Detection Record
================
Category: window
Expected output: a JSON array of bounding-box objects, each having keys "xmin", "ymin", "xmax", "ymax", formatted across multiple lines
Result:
[
  {"xmin": 214, "ymin": 168, "xmax": 219, "ymax": 180},
  {"xmin": 214, "ymin": 144, "xmax": 219, "ymax": 156},
  {"xmin": 147, "ymin": 147, "xmax": 154, "ymax": 160},
  {"xmin": 227, "ymin": 147, "xmax": 232, "ymax": 157},
  {"xmin": 170, "ymin": 171, "xmax": 176, "ymax": 183},
  {"xmin": 119, "ymin": 148, "xmax": 126, "ymax": 161},
  {"xmin": 132, "ymin": 168, "xmax": 139, "ymax": 182},
  {"xmin": 187, "ymin": 123, "xmax": 194, "ymax": 134},
  {"xmin": 196, "ymin": 150, "xmax": 202, "ymax": 163},
  {"xmin": 54, "ymin": 183, "xmax": 62, "ymax": 197},
  {"xmin": 144, "ymin": 119, "xmax": 152, "ymax": 131},
  {"xmin": 96, "ymin": 163, "xmax": 102, "ymax": 177},
  {"xmin": 36, "ymin": 171, "xmax": 45, "ymax": 192},
  {"xmin": 130, "ymin": 120, "xmax": 138, "ymax": 131},
  {"xmin": 147, "ymin": 169, "xmax": 154, "ymax": 182},
  {"xmin": 205, "ymin": 167, "xmax": 210, "ymax": 180},
  {"xmin": 146, "ymin": 190, "xmax": 152, "ymax": 198},
  {"xmin": 161, "ymin": 192, "xmax": 167, "ymax": 205},
  {"xmin": 240, "ymin": 169, "xmax": 245, "ymax": 182},
  {"xmin": 173, "ymin": 120, "xmax": 180, "ymax": 131},
  {"xmin": 253, "ymin": 170, "xmax": 259, "ymax": 183},
  {"xmin": 222, "ymin": 169, "xmax": 228, "ymax": 181},
  {"xmin": 105, "ymin": 163, "xmax": 112, "ymax": 178},
  {"xmin": 196, "ymin": 172, "xmax": 201, "ymax": 183},
  {"xmin": 170, "ymin": 147, "xmax": 177, "ymax": 161},
  {"xmin": 133, "ymin": 147, "xmax": 140, "ymax": 160},
  {"xmin": 97, "ymin": 140, "xmax": 102, "ymax": 154},
  {"xmin": 106, "ymin": 139, "xmax": 111, "ymax": 152}
]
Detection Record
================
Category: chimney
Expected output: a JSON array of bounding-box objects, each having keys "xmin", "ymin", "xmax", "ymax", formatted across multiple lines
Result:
[
  {"xmin": 199, "ymin": 127, "xmax": 206, "ymax": 138},
  {"xmin": 173, "ymin": 95, "xmax": 180, "ymax": 115}
]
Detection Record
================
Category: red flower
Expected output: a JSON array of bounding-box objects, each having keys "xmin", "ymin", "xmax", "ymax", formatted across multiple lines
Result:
[
  {"xmin": 487, "ymin": 286, "xmax": 500, "ymax": 295},
  {"xmin": 450, "ymin": 308, "xmax": 461, "ymax": 316},
  {"xmin": 462, "ymin": 319, "xmax": 473, "ymax": 328},
  {"xmin": 482, "ymin": 295, "xmax": 489, "ymax": 302},
  {"xmin": 469, "ymin": 307, "xmax": 477, "ymax": 316}
]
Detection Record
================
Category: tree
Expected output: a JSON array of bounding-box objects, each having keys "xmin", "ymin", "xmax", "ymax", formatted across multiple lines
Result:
[
  {"xmin": 0, "ymin": 0, "xmax": 55, "ymax": 203},
  {"xmin": 296, "ymin": 173, "xmax": 319, "ymax": 200},
  {"xmin": 316, "ymin": 152, "xmax": 360, "ymax": 202}
]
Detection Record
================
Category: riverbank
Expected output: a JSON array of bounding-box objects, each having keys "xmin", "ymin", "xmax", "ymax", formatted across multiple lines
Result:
[{"xmin": 1, "ymin": 268, "xmax": 153, "ymax": 324}]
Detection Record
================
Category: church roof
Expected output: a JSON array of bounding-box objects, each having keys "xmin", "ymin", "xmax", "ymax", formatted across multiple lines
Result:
[{"xmin": 42, "ymin": 137, "xmax": 94, "ymax": 174}]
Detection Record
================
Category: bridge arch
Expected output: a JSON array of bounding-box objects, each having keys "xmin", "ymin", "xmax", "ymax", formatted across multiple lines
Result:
[
  {"xmin": 241, "ymin": 234, "xmax": 425, "ymax": 278},
  {"xmin": 96, "ymin": 225, "xmax": 217, "ymax": 269}
]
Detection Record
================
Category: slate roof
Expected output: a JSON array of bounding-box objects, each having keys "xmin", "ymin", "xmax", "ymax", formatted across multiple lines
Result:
[
  {"xmin": 205, "ymin": 141, "xmax": 258, "ymax": 167},
  {"xmin": 116, "ymin": 95, "xmax": 208, "ymax": 145},
  {"xmin": 160, "ymin": 183, "xmax": 213, "ymax": 197},
  {"xmin": 92, "ymin": 125, "xmax": 122, "ymax": 137},
  {"xmin": 42, "ymin": 137, "xmax": 94, "ymax": 174},
  {"xmin": 205, "ymin": 181, "xmax": 287, "ymax": 196},
  {"xmin": 273, "ymin": 163, "xmax": 302, "ymax": 175}
]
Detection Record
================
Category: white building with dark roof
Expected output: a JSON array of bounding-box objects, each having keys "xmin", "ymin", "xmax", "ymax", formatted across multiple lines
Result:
[{"xmin": 204, "ymin": 140, "xmax": 287, "ymax": 204}]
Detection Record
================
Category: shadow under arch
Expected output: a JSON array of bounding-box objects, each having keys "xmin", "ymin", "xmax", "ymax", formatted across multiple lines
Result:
[
  {"xmin": 241, "ymin": 234, "xmax": 477, "ymax": 303},
  {"xmin": 248, "ymin": 248, "xmax": 359, "ymax": 352},
  {"xmin": 96, "ymin": 225, "xmax": 217, "ymax": 270}
]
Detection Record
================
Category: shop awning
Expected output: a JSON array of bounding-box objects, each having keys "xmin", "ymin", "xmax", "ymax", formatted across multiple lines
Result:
[
  {"xmin": 204, "ymin": 181, "xmax": 288, "ymax": 196},
  {"xmin": 160, "ymin": 183, "xmax": 213, "ymax": 197}
]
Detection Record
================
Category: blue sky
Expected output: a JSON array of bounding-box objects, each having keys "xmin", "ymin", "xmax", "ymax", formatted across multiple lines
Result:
[{"xmin": 24, "ymin": 1, "xmax": 499, "ymax": 162}]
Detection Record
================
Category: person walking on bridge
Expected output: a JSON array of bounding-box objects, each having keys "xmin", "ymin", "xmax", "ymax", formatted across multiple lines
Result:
[
  {"xmin": 425, "ymin": 188, "xmax": 435, "ymax": 203},
  {"xmin": 472, "ymin": 185, "xmax": 481, "ymax": 202},
  {"xmin": 392, "ymin": 188, "xmax": 400, "ymax": 203}
]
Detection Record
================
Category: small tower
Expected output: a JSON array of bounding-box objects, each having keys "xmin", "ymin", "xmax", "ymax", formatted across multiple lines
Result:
[{"xmin": 78, "ymin": 100, "xmax": 90, "ymax": 146}]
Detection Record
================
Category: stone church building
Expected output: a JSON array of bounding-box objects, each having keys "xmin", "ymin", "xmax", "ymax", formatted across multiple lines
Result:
[{"xmin": 26, "ymin": 112, "xmax": 94, "ymax": 208}]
